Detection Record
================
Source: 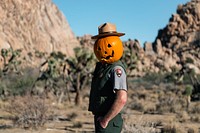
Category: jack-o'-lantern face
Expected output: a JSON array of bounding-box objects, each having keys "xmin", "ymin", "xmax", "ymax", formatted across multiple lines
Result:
[{"xmin": 94, "ymin": 36, "xmax": 123, "ymax": 64}]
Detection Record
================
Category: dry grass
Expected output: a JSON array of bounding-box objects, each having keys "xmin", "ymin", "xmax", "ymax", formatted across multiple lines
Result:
[
  {"xmin": 0, "ymin": 77, "xmax": 200, "ymax": 132},
  {"xmin": 123, "ymin": 78, "xmax": 200, "ymax": 133},
  {"xmin": 3, "ymin": 95, "xmax": 49, "ymax": 129}
]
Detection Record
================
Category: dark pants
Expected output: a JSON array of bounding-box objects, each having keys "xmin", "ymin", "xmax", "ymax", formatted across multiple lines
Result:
[{"xmin": 94, "ymin": 113, "xmax": 123, "ymax": 133}]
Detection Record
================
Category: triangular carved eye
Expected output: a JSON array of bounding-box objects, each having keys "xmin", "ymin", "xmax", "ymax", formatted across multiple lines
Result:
[
  {"xmin": 108, "ymin": 44, "xmax": 112, "ymax": 48},
  {"xmin": 98, "ymin": 47, "xmax": 101, "ymax": 51}
]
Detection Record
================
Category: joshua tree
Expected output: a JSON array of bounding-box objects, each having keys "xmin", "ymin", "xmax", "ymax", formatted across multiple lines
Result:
[
  {"xmin": 188, "ymin": 73, "xmax": 200, "ymax": 101},
  {"xmin": 32, "ymin": 52, "xmax": 68, "ymax": 103},
  {"xmin": 174, "ymin": 32, "xmax": 200, "ymax": 101},
  {"xmin": 0, "ymin": 48, "xmax": 22, "ymax": 76},
  {"xmin": 121, "ymin": 40, "xmax": 138, "ymax": 76},
  {"xmin": 183, "ymin": 85, "xmax": 193, "ymax": 110},
  {"xmin": 66, "ymin": 47, "xmax": 96, "ymax": 105}
]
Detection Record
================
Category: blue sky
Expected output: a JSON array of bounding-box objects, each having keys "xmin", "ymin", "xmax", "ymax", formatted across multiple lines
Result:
[{"xmin": 52, "ymin": 0, "xmax": 189, "ymax": 45}]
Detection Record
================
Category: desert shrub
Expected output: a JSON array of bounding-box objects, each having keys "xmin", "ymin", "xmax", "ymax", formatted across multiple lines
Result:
[
  {"xmin": 176, "ymin": 111, "xmax": 190, "ymax": 122},
  {"xmin": 0, "ymin": 84, "xmax": 5, "ymax": 94},
  {"xmin": 73, "ymin": 122, "xmax": 82, "ymax": 128},
  {"xmin": 8, "ymin": 76, "xmax": 35, "ymax": 96},
  {"xmin": 129, "ymin": 101, "xmax": 144, "ymax": 112},
  {"xmin": 1, "ymin": 67, "xmax": 38, "ymax": 97},
  {"xmin": 0, "ymin": 69, "xmax": 2, "ymax": 77},
  {"xmin": 190, "ymin": 114, "xmax": 200, "ymax": 123},
  {"xmin": 161, "ymin": 125, "xmax": 177, "ymax": 133},
  {"xmin": 122, "ymin": 121, "xmax": 161, "ymax": 133},
  {"xmin": 142, "ymin": 72, "xmax": 166, "ymax": 85},
  {"xmin": 164, "ymin": 67, "xmax": 181, "ymax": 83},
  {"xmin": 189, "ymin": 103, "xmax": 200, "ymax": 114},
  {"xmin": 183, "ymin": 85, "xmax": 193, "ymax": 96},
  {"xmin": 0, "ymin": 48, "xmax": 22, "ymax": 75},
  {"xmin": 4, "ymin": 95, "xmax": 49, "ymax": 129},
  {"xmin": 143, "ymin": 105, "xmax": 157, "ymax": 114},
  {"xmin": 156, "ymin": 95, "xmax": 185, "ymax": 114},
  {"xmin": 185, "ymin": 57, "xmax": 194, "ymax": 64},
  {"xmin": 0, "ymin": 84, "xmax": 7, "ymax": 100},
  {"xmin": 182, "ymin": 74, "xmax": 193, "ymax": 84},
  {"xmin": 187, "ymin": 128, "xmax": 195, "ymax": 133},
  {"xmin": 68, "ymin": 112, "xmax": 78, "ymax": 120}
]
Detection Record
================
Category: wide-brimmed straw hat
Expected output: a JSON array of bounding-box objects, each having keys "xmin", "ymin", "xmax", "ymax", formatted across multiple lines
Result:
[{"xmin": 91, "ymin": 22, "xmax": 125, "ymax": 39}]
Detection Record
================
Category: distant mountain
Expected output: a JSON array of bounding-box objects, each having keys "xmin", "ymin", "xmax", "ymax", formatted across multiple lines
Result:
[{"xmin": 0, "ymin": 0, "xmax": 79, "ymax": 68}]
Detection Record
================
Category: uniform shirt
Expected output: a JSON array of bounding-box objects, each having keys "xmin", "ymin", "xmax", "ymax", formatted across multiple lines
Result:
[{"xmin": 111, "ymin": 66, "xmax": 127, "ymax": 92}]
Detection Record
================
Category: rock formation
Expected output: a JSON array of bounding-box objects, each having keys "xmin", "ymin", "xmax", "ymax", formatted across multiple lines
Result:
[
  {"xmin": 127, "ymin": 0, "xmax": 200, "ymax": 76},
  {"xmin": 67, "ymin": 0, "xmax": 200, "ymax": 77},
  {"xmin": 0, "ymin": 0, "xmax": 79, "ymax": 68},
  {"xmin": 153, "ymin": 0, "xmax": 200, "ymax": 74}
]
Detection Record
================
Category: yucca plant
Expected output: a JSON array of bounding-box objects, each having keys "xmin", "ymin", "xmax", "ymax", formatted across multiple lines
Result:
[
  {"xmin": 32, "ymin": 51, "xmax": 67, "ymax": 103},
  {"xmin": 0, "ymin": 48, "xmax": 22, "ymax": 75},
  {"xmin": 66, "ymin": 47, "xmax": 96, "ymax": 105},
  {"xmin": 183, "ymin": 85, "xmax": 193, "ymax": 109},
  {"xmin": 121, "ymin": 41, "xmax": 138, "ymax": 77}
]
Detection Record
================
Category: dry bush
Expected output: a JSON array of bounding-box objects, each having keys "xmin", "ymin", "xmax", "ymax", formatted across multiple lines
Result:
[
  {"xmin": 160, "ymin": 123, "xmax": 195, "ymax": 133},
  {"xmin": 156, "ymin": 91, "xmax": 186, "ymax": 114},
  {"xmin": 189, "ymin": 103, "xmax": 200, "ymax": 114},
  {"xmin": 176, "ymin": 111, "xmax": 190, "ymax": 122},
  {"xmin": 122, "ymin": 120, "xmax": 161, "ymax": 133},
  {"xmin": 129, "ymin": 101, "xmax": 144, "ymax": 112},
  {"xmin": 4, "ymin": 95, "xmax": 49, "ymax": 129},
  {"xmin": 72, "ymin": 121, "xmax": 82, "ymax": 128},
  {"xmin": 187, "ymin": 128, "xmax": 195, "ymax": 133},
  {"xmin": 67, "ymin": 112, "xmax": 78, "ymax": 120},
  {"xmin": 161, "ymin": 124, "xmax": 177, "ymax": 133},
  {"xmin": 190, "ymin": 114, "xmax": 200, "ymax": 123}
]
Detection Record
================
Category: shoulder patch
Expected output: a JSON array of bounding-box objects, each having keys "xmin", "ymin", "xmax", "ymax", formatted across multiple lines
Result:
[{"xmin": 115, "ymin": 68, "xmax": 123, "ymax": 77}]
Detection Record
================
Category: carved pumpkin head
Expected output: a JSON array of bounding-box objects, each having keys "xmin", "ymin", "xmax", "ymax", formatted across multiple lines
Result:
[
  {"xmin": 94, "ymin": 36, "xmax": 123, "ymax": 64},
  {"xmin": 92, "ymin": 22, "xmax": 125, "ymax": 64}
]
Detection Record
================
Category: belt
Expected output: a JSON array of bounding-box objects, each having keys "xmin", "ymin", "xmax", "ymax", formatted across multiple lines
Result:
[{"xmin": 93, "ymin": 112, "xmax": 106, "ymax": 116}]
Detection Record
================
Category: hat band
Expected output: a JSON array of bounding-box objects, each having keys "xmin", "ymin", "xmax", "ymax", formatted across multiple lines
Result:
[{"xmin": 99, "ymin": 31, "xmax": 117, "ymax": 34}]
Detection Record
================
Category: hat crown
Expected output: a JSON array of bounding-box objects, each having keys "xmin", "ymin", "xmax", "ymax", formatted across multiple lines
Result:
[
  {"xmin": 91, "ymin": 22, "xmax": 125, "ymax": 39},
  {"xmin": 98, "ymin": 23, "xmax": 117, "ymax": 34}
]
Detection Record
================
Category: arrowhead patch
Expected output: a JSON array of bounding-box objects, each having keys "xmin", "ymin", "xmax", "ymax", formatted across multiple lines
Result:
[{"xmin": 115, "ymin": 68, "xmax": 122, "ymax": 77}]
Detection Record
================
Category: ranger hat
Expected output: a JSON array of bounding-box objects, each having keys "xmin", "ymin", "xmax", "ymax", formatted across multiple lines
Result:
[{"xmin": 91, "ymin": 22, "xmax": 125, "ymax": 39}]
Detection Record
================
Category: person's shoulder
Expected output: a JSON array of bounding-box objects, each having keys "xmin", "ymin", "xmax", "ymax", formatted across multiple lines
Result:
[
  {"xmin": 114, "ymin": 60, "xmax": 126, "ymax": 69},
  {"xmin": 113, "ymin": 65, "xmax": 124, "ymax": 70},
  {"xmin": 113, "ymin": 65, "xmax": 125, "ymax": 72},
  {"xmin": 111, "ymin": 61, "xmax": 126, "ymax": 72},
  {"xmin": 113, "ymin": 65, "xmax": 126, "ymax": 76}
]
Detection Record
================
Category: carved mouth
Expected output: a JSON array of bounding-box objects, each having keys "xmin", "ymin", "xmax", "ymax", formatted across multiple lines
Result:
[{"xmin": 105, "ymin": 50, "xmax": 114, "ymax": 59}]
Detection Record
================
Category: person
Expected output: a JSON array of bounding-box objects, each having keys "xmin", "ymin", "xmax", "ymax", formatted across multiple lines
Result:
[{"xmin": 88, "ymin": 22, "xmax": 128, "ymax": 133}]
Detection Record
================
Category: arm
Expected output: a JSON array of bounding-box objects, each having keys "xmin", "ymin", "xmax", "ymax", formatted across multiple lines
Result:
[{"xmin": 98, "ymin": 89, "xmax": 127, "ymax": 128}]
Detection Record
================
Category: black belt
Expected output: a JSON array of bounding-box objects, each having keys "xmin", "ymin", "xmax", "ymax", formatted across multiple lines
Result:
[{"xmin": 93, "ymin": 112, "xmax": 106, "ymax": 116}]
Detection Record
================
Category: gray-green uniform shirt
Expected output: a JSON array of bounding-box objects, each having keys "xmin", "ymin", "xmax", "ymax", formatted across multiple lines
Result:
[{"xmin": 92, "ymin": 64, "xmax": 127, "ymax": 133}]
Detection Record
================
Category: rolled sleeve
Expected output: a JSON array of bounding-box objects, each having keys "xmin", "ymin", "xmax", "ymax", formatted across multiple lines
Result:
[{"xmin": 112, "ymin": 66, "xmax": 127, "ymax": 92}]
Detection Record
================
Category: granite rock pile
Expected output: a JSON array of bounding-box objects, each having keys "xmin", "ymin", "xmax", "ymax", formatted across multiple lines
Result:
[{"xmin": 127, "ymin": 0, "xmax": 200, "ymax": 76}]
